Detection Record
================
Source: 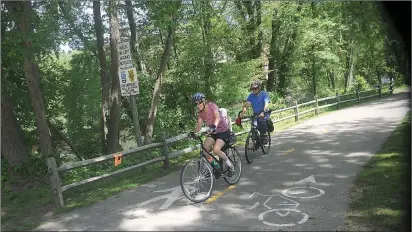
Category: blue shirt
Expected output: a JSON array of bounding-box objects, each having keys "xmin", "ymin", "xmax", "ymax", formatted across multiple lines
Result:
[{"xmin": 247, "ymin": 91, "xmax": 270, "ymax": 114}]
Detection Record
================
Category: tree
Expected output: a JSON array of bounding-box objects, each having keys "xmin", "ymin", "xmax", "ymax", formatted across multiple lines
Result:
[
  {"xmin": 4, "ymin": 1, "xmax": 56, "ymax": 161},
  {"xmin": 93, "ymin": 0, "xmax": 111, "ymax": 153},
  {"xmin": 106, "ymin": 0, "xmax": 122, "ymax": 153},
  {"xmin": 144, "ymin": 1, "xmax": 182, "ymax": 144},
  {"xmin": 1, "ymin": 93, "xmax": 29, "ymax": 168}
]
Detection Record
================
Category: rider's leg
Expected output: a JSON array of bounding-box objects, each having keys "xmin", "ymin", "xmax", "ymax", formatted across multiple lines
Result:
[
  {"xmin": 203, "ymin": 137, "xmax": 215, "ymax": 159},
  {"xmin": 258, "ymin": 118, "xmax": 268, "ymax": 142},
  {"xmin": 213, "ymin": 139, "xmax": 233, "ymax": 168}
]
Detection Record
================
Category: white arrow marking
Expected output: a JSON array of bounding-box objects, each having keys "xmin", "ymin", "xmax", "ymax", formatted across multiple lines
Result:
[
  {"xmin": 249, "ymin": 202, "xmax": 259, "ymax": 210},
  {"xmin": 249, "ymin": 192, "xmax": 279, "ymax": 199},
  {"xmin": 296, "ymin": 175, "xmax": 316, "ymax": 184},
  {"xmin": 136, "ymin": 186, "xmax": 182, "ymax": 210}
]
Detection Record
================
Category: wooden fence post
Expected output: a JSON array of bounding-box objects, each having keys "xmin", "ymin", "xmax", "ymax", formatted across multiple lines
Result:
[
  {"xmin": 294, "ymin": 100, "xmax": 299, "ymax": 122},
  {"xmin": 389, "ymin": 78, "xmax": 394, "ymax": 94},
  {"xmin": 336, "ymin": 90, "xmax": 340, "ymax": 109},
  {"xmin": 46, "ymin": 157, "xmax": 64, "ymax": 207},
  {"xmin": 356, "ymin": 87, "xmax": 360, "ymax": 102},
  {"xmin": 315, "ymin": 96, "xmax": 319, "ymax": 115},
  {"xmin": 162, "ymin": 133, "xmax": 170, "ymax": 169}
]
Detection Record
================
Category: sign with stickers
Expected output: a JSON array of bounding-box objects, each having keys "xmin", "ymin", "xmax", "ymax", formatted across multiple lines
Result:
[
  {"xmin": 118, "ymin": 67, "xmax": 139, "ymax": 96},
  {"xmin": 118, "ymin": 41, "xmax": 133, "ymax": 70}
]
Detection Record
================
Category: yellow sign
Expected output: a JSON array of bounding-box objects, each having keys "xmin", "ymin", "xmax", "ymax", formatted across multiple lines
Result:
[
  {"xmin": 118, "ymin": 67, "xmax": 139, "ymax": 96},
  {"xmin": 128, "ymin": 68, "xmax": 135, "ymax": 82}
]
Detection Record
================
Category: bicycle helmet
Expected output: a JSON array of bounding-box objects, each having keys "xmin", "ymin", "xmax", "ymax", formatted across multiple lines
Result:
[
  {"xmin": 191, "ymin": 92, "xmax": 205, "ymax": 102},
  {"xmin": 250, "ymin": 80, "xmax": 261, "ymax": 89}
]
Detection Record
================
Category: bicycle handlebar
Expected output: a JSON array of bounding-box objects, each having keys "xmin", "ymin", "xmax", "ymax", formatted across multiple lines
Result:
[
  {"xmin": 239, "ymin": 109, "xmax": 272, "ymax": 119},
  {"xmin": 187, "ymin": 131, "xmax": 210, "ymax": 141}
]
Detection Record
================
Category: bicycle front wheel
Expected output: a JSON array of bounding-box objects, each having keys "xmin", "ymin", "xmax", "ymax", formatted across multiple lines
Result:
[
  {"xmin": 180, "ymin": 159, "xmax": 214, "ymax": 203},
  {"xmin": 244, "ymin": 133, "xmax": 256, "ymax": 164},
  {"xmin": 261, "ymin": 132, "xmax": 271, "ymax": 154}
]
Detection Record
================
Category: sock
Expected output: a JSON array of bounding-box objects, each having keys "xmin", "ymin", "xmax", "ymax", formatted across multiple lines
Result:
[{"xmin": 225, "ymin": 159, "xmax": 233, "ymax": 167}]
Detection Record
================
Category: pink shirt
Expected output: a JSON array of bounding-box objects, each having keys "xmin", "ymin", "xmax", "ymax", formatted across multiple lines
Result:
[{"xmin": 198, "ymin": 102, "xmax": 229, "ymax": 133}]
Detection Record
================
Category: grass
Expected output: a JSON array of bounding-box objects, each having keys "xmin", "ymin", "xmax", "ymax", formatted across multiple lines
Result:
[
  {"xmin": 343, "ymin": 111, "xmax": 411, "ymax": 231},
  {"xmin": 1, "ymin": 86, "xmax": 409, "ymax": 231}
]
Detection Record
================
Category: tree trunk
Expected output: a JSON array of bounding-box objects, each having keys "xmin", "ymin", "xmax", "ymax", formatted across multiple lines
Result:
[
  {"xmin": 93, "ymin": 1, "xmax": 111, "ymax": 154},
  {"xmin": 47, "ymin": 118, "xmax": 84, "ymax": 161},
  {"xmin": 255, "ymin": 0, "xmax": 262, "ymax": 59},
  {"xmin": 243, "ymin": 0, "xmax": 256, "ymax": 59},
  {"xmin": 1, "ymin": 94, "xmax": 29, "ymax": 168},
  {"xmin": 311, "ymin": 44, "xmax": 317, "ymax": 96},
  {"xmin": 267, "ymin": 8, "xmax": 280, "ymax": 92},
  {"xmin": 344, "ymin": 41, "xmax": 354, "ymax": 92},
  {"xmin": 125, "ymin": 0, "xmax": 145, "ymax": 74},
  {"xmin": 330, "ymin": 71, "xmax": 336, "ymax": 89},
  {"xmin": 202, "ymin": 0, "xmax": 213, "ymax": 97},
  {"xmin": 5, "ymin": 1, "xmax": 57, "ymax": 161},
  {"xmin": 144, "ymin": 1, "xmax": 181, "ymax": 144},
  {"xmin": 277, "ymin": 2, "xmax": 302, "ymax": 96},
  {"xmin": 106, "ymin": 0, "xmax": 122, "ymax": 153}
]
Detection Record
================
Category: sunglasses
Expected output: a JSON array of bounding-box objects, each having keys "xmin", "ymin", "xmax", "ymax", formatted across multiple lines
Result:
[
  {"xmin": 195, "ymin": 101, "xmax": 203, "ymax": 105},
  {"xmin": 252, "ymin": 87, "xmax": 259, "ymax": 91}
]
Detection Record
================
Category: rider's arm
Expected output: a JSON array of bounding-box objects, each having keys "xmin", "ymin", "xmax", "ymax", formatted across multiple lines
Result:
[
  {"xmin": 213, "ymin": 109, "xmax": 220, "ymax": 127},
  {"xmin": 241, "ymin": 101, "xmax": 251, "ymax": 117},
  {"xmin": 263, "ymin": 92, "xmax": 270, "ymax": 112},
  {"xmin": 264, "ymin": 102, "xmax": 269, "ymax": 112},
  {"xmin": 194, "ymin": 117, "xmax": 203, "ymax": 132}
]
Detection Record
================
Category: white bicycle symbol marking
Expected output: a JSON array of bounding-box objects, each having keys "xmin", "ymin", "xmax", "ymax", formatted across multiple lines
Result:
[
  {"xmin": 282, "ymin": 186, "xmax": 325, "ymax": 199},
  {"xmin": 259, "ymin": 208, "xmax": 309, "ymax": 227},
  {"xmin": 250, "ymin": 179, "xmax": 325, "ymax": 227}
]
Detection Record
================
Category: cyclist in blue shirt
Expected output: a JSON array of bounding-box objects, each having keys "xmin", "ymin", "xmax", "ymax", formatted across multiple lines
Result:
[{"xmin": 240, "ymin": 80, "xmax": 270, "ymax": 144}]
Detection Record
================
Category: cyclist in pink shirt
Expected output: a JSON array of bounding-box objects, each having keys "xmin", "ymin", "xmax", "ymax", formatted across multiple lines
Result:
[{"xmin": 190, "ymin": 92, "xmax": 234, "ymax": 174}]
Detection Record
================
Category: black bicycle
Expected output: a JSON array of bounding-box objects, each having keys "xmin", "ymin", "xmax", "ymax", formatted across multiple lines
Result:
[
  {"xmin": 180, "ymin": 131, "xmax": 242, "ymax": 203},
  {"xmin": 242, "ymin": 111, "xmax": 272, "ymax": 164}
]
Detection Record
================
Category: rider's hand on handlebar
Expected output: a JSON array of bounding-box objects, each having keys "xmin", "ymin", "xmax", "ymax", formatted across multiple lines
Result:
[
  {"xmin": 259, "ymin": 112, "xmax": 264, "ymax": 118},
  {"xmin": 207, "ymin": 125, "xmax": 216, "ymax": 134}
]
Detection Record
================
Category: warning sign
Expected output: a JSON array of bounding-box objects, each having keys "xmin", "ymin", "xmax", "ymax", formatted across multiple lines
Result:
[
  {"xmin": 118, "ymin": 41, "xmax": 133, "ymax": 70},
  {"xmin": 119, "ymin": 67, "xmax": 139, "ymax": 96}
]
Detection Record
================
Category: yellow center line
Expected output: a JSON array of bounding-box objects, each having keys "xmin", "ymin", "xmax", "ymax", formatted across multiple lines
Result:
[
  {"xmin": 284, "ymin": 148, "xmax": 295, "ymax": 155},
  {"xmin": 205, "ymin": 185, "xmax": 236, "ymax": 204}
]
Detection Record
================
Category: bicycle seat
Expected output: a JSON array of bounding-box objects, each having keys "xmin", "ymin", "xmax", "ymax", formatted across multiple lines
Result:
[{"xmin": 225, "ymin": 132, "xmax": 236, "ymax": 145}]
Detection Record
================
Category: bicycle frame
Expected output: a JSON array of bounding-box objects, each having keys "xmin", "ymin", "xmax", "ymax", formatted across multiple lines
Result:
[
  {"xmin": 245, "ymin": 114, "xmax": 263, "ymax": 143},
  {"xmin": 192, "ymin": 133, "xmax": 233, "ymax": 176}
]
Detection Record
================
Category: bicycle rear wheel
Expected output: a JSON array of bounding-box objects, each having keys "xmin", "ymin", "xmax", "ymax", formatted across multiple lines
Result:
[
  {"xmin": 244, "ymin": 133, "xmax": 257, "ymax": 164},
  {"xmin": 223, "ymin": 147, "xmax": 242, "ymax": 185},
  {"xmin": 180, "ymin": 159, "xmax": 214, "ymax": 203},
  {"xmin": 261, "ymin": 132, "xmax": 271, "ymax": 154}
]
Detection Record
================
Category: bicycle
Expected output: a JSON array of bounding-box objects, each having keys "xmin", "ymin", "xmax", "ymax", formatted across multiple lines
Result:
[
  {"xmin": 241, "ymin": 110, "xmax": 272, "ymax": 164},
  {"xmin": 180, "ymin": 130, "xmax": 242, "ymax": 203}
]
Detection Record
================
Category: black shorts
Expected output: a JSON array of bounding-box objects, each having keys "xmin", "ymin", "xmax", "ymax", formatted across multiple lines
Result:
[{"xmin": 209, "ymin": 130, "xmax": 231, "ymax": 142}]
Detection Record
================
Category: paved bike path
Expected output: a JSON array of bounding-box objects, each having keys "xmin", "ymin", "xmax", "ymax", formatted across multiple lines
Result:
[{"xmin": 36, "ymin": 92, "xmax": 410, "ymax": 231}]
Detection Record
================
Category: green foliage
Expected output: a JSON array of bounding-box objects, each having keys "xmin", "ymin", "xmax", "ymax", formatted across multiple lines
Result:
[
  {"xmin": 1, "ymin": 0, "xmax": 409, "ymax": 205},
  {"xmin": 354, "ymin": 75, "xmax": 370, "ymax": 91}
]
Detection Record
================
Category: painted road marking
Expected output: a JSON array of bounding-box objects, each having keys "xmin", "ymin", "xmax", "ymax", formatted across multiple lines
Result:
[
  {"xmin": 284, "ymin": 148, "xmax": 295, "ymax": 155},
  {"xmin": 282, "ymin": 186, "xmax": 325, "ymax": 199},
  {"xmin": 259, "ymin": 208, "xmax": 309, "ymax": 227},
  {"xmin": 205, "ymin": 185, "xmax": 236, "ymax": 204}
]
